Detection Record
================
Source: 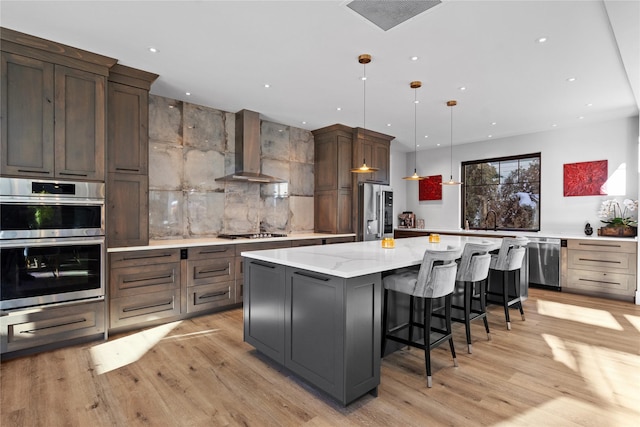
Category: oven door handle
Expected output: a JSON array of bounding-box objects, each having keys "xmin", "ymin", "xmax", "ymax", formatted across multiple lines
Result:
[{"xmin": 0, "ymin": 236, "xmax": 105, "ymax": 248}]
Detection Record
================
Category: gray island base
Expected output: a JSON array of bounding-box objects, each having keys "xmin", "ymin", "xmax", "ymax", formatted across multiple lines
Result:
[{"xmin": 242, "ymin": 236, "xmax": 503, "ymax": 405}]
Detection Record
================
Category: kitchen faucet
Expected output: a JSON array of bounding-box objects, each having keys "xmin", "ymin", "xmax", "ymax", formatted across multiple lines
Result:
[{"xmin": 485, "ymin": 210, "xmax": 498, "ymax": 231}]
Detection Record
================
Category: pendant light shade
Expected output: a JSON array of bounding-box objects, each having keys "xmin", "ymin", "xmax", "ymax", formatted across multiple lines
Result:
[
  {"xmin": 351, "ymin": 54, "xmax": 379, "ymax": 174},
  {"xmin": 403, "ymin": 81, "xmax": 425, "ymax": 181},
  {"xmin": 441, "ymin": 100, "xmax": 463, "ymax": 185}
]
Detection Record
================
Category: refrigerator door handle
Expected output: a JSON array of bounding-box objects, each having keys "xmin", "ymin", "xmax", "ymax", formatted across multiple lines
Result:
[{"xmin": 377, "ymin": 190, "xmax": 384, "ymax": 238}]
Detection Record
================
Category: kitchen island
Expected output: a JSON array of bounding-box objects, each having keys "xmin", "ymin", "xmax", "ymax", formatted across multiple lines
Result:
[{"xmin": 241, "ymin": 235, "xmax": 503, "ymax": 405}]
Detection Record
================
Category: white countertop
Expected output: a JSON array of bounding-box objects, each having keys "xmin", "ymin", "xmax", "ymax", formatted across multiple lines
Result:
[
  {"xmin": 107, "ymin": 233, "xmax": 355, "ymax": 252},
  {"xmin": 241, "ymin": 235, "xmax": 504, "ymax": 279},
  {"xmin": 395, "ymin": 228, "xmax": 638, "ymax": 242}
]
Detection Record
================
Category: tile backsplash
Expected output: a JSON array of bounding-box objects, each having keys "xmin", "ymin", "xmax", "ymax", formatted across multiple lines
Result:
[{"xmin": 148, "ymin": 95, "xmax": 314, "ymax": 239}]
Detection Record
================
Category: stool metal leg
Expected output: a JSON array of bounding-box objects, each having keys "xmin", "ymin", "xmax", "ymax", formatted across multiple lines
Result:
[
  {"xmin": 424, "ymin": 298, "xmax": 433, "ymax": 388},
  {"xmin": 446, "ymin": 294, "xmax": 458, "ymax": 368},
  {"xmin": 479, "ymin": 279, "xmax": 491, "ymax": 341},
  {"xmin": 503, "ymin": 271, "xmax": 511, "ymax": 330},
  {"xmin": 463, "ymin": 281, "xmax": 472, "ymax": 354},
  {"xmin": 409, "ymin": 295, "xmax": 415, "ymax": 347}
]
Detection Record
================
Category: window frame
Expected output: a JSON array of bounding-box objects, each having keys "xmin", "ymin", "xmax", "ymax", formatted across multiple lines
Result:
[{"xmin": 461, "ymin": 152, "xmax": 541, "ymax": 232}]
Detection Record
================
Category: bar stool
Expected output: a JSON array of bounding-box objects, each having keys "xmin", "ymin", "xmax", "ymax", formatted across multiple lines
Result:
[
  {"xmin": 381, "ymin": 246, "xmax": 462, "ymax": 388},
  {"xmin": 451, "ymin": 241, "xmax": 493, "ymax": 354},
  {"xmin": 487, "ymin": 237, "xmax": 528, "ymax": 330}
]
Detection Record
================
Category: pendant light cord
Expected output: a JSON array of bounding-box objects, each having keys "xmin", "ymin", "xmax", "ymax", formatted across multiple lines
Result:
[
  {"xmin": 450, "ymin": 104, "xmax": 454, "ymax": 179},
  {"xmin": 362, "ymin": 61, "xmax": 366, "ymax": 164},
  {"xmin": 414, "ymin": 88, "xmax": 418, "ymax": 171}
]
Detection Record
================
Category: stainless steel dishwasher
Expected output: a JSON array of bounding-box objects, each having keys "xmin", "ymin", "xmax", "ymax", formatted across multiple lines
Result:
[{"xmin": 527, "ymin": 237, "xmax": 561, "ymax": 289}]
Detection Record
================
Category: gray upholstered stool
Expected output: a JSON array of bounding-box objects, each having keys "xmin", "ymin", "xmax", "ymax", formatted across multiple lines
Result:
[
  {"xmin": 487, "ymin": 237, "xmax": 528, "ymax": 330},
  {"xmin": 452, "ymin": 241, "xmax": 493, "ymax": 354},
  {"xmin": 381, "ymin": 246, "xmax": 462, "ymax": 388}
]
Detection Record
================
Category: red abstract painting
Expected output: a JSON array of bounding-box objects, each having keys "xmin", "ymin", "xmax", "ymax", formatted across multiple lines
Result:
[
  {"xmin": 419, "ymin": 175, "xmax": 442, "ymax": 201},
  {"xmin": 563, "ymin": 160, "xmax": 608, "ymax": 196}
]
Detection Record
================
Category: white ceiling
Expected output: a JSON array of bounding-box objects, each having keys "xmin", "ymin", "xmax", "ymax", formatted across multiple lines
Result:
[{"xmin": 1, "ymin": 1, "xmax": 638, "ymax": 153}]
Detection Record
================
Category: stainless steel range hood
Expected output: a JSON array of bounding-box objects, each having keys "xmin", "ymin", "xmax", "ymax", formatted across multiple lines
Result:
[{"xmin": 215, "ymin": 109, "xmax": 286, "ymax": 183}]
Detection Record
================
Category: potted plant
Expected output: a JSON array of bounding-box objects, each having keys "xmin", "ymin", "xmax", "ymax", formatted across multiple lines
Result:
[{"xmin": 597, "ymin": 199, "xmax": 638, "ymax": 237}]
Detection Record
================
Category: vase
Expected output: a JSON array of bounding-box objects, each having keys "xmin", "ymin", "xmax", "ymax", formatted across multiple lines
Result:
[{"xmin": 597, "ymin": 226, "xmax": 637, "ymax": 237}]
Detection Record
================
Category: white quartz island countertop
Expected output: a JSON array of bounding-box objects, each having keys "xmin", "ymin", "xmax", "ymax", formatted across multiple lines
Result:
[{"xmin": 241, "ymin": 235, "xmax": 504, "ymax": 279}]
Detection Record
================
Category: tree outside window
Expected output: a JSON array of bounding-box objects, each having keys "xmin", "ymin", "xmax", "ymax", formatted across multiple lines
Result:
[{"xmin": 462, "ymin": 153, "xmax": 540, "ymax": 231}]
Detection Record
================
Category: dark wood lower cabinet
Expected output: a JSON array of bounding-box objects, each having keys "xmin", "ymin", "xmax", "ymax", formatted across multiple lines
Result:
[
  {"xmin": 244, "ymin": 259, "xmax": 381, "ymax": 405},
  {"xmin": 1, "ymin": 300, "xmax": 105, "ymax": 356}
]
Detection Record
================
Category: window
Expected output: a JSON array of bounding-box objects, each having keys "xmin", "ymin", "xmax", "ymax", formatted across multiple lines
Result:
[{"xmin": 462, "ymin": 153, "xmax": 540, "ymax": 231}]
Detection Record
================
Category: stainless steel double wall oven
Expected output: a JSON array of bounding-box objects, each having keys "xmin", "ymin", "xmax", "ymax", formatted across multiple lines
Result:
[{"xmin": 0, "ymin": 178, "xmax": 106, "ymax": 310}]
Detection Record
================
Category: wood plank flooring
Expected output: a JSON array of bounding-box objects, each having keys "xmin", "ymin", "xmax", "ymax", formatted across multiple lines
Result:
[{"xmin": 2, "ymin": 288, "xmax": 639, "ymax": 426}]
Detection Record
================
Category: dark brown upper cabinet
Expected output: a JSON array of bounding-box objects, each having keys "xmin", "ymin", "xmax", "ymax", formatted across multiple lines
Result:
[{"xmin": 0, "ymin": 28, "xmax": 116, "ymax": 181}]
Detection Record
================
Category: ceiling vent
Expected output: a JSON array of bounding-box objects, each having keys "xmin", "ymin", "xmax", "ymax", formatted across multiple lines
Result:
[{"xmin": 346, "ymin": 0, "xmax": 442, "ymax": 31}]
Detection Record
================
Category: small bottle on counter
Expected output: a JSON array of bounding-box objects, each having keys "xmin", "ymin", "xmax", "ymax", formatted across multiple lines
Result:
[{"xmin": 464, "ymin": 220, "xmax": 470, "ymax": 230}]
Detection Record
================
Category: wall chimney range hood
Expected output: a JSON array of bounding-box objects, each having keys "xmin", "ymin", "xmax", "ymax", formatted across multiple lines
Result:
[{"xmin": 215, "ymin": 109, "xmax": 286, "ymax": 183}]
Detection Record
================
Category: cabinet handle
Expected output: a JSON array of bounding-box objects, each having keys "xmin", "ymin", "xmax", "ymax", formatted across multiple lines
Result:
[
  {"xmin": 198, "ymin": 248, "xmax": 230, "ymax": 254},
  {"xmin": 578, "ymin": 278, "xmax": 618, "ymax": 286},
  {"xmin": 122, "ymin": 274, "xmax": 173, "ymax": 284},
  {"xmin": 294, "ymin": 271, "xmax": 330, "ymax": 282},
  {"xmin": 578, "ymin": 258, "xmax": 621, "ymax": 265},
  {"xmin": 250, "ymin": 261, "xmax": 275, "ymax": 269},
  {"xmin": 577, "ymin": 243, "xmax": 622, "ymax": 249},
  {"xmin": 198, "ymin": 291, "xmax": 228, "ymax": 300},
  {"xmin": 122, "ymin": 253, "xmax": 173, "ymax": 261},
  {"xmin": 59, "ymin": 172, "xmax": 88, "ymax": 177},
  {"xmin": 115, "ymin": 167, "xmax": 141, "ymax": 172},
  {"xmin": 197, "ymin": 266, "xmax": 228, "ymax": 275},
  {"xmin": 122, "ymin": 300, "xmax": 173, "ymax": 313},
  {"xmin": 17, "ymin": 169, "xmax": 51, "ymax": 174},
  {"xmin": 19, "ymin": 318, "xmax": 87, "ymax": 334}
]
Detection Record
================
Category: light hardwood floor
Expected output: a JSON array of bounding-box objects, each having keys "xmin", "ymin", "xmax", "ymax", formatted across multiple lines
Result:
[{"xmin": 2, "ymin": 288, "xmax": 639, "ymax": 426}]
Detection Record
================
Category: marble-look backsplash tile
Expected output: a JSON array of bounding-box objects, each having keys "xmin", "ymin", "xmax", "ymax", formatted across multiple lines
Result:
[
  {"xmin": 149, "ymin": 190, "xmax": 184, "ymax": 238},
  {"xmin": 148, "ymin": 95, "xmax": 315, "ymax": 239}
]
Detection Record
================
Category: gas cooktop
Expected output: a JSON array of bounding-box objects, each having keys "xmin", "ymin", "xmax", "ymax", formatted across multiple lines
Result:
[{"xmin": 217, "ymin": 233, "xmax": 288, "ymax": 240}]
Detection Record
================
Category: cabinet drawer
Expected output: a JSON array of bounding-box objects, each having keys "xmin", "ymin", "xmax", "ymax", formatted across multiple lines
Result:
[
  {"xmin": 324, "ymin": 236, "xmax": 356, "ymax": 244},
  {"xmin": 110, "ymin": 262, "xmax": 180, "ymax": 297},
  {"xmin": 186, "ymin": 282, "xmax": 235, "ymax": 313},
  {"xmin": 567, "ymin": 239, "xmax": 636, "ymax": 254},
  {"xmin": 235, "ymin": 240, "xmax": 291, "ymax": 256},
  {"xmin": 188, "ymin": 245, "xmax": 234, "ymax": 260},
  {"xmin": 568, "ymin": 250, "xmax": 636, "ymax": 274},
  {"xmin": 1, "ymin": 301, "xmax": 105, "ymax": 354},
  {"xmin": 186, "ymin": 257, "xmax": 233, "ymax": 286},
  {"xmin": 110, "ymin": 249, "xmax": 180, "ymax": 268},
  {"xmin": 290, "ymin": 239, "xmax": 323, "ymax": 247},
  {"xmin": 565, "ymin": 269, "xmax": 635, "ymax": 297},
  {"xmin": 110, "ymin": 289, "xmax": 180, "ymax": 329}
]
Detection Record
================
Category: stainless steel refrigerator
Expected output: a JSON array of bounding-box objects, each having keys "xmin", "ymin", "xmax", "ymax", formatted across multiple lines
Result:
[{"xmin": 358, "ymin": 183, "xmax": 393, "ymax": 241}]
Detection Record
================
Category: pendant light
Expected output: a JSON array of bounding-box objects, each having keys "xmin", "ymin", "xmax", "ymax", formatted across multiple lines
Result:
[
  {"xmin": 442, "ymin": 100, "xmax": 463, "ymax": 185},
  {"xmin": 403, "ymin": 81, "xmax": 425, "ymax": 180},
  {"xmin": 351, "ymin": 54, "xmax": 379, "ymax": 174}
]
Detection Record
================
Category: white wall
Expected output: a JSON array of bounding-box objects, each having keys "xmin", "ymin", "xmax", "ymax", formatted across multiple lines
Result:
[{"xmin": 398, "ymin": 115, "xmax": 639, "ymax": 235}]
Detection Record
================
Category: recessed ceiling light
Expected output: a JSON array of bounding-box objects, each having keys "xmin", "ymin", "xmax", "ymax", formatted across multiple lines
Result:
[
  {"xmin": 411, "ymin": 56, "xmax": 419, "ymax": 61},
  {"xmin": 488, "ymin": 135, "xmax": 493, "ymax": 138},
  {"xmin": 361, "ymin": 76, "xmax": 367, "ymax": 81},
  {"xmin": 386, "ymin": 123, "xmax": 391, "ymax": 127},
  {"xmin": 491, "ymin": 122, "xmax": 497, "ymax": 126},
  {"xmin": 185, "ymin": 92, "xmax": 191, "ymax": 96},
  {"xmin": 416, "ymin": 144, "xmax": 420, "ymax": 147},
  {"xmin": 536, "ymin": 37, "xmax": 548, "ymax": 43},
  {"xmin": 436, "ymin": 143, "xmax": 441, "ymax": 146},
  {"xmin": 336, "ymin": 107, "xmax": 341, "ymax": 111},
  {"xmin": 459, "ymin": 86, "xmax": 467, "ymax": 91},
  {"xmin": 264, "ymin": 84, "xmax": 270, "ymax": 88},
  {"xmin": 414, "ymin": 100, "xmax": 419, "ymax": 104},
  {"xmin": 585, "ymin": 103, "xmax": 593, "ymax": 107},
  {"xmin": 302, "ymin": 121, "xmax": 307, "ymax": 125},
  {"xmin": 424, "ymin": 135, "xmax": 429, "ymax": 138},
  {"xmin": 578, "ymin": 116, "xmax": 584, "ymax": 120},
  {"xmin": 169, "ymin": 105, "xmax": 174, "ymax": 109},
  {"xmin": 552, "ymin": 124, "xmax": 557, "ymax": 127},
  {"xmin": 148, "ymin": 47, "xmax": 159, "ymax": 53},
  {"xmin": 567, "ymin": 77, "xmax": 577, "ymax": 82}
]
